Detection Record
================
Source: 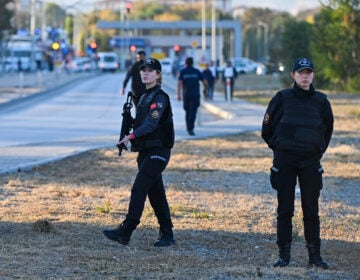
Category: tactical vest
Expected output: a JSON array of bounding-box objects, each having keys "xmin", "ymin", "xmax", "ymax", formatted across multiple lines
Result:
[
  {"xmin": 274, "ymin": 89, "xmax": 327, "ymax": 153},
  {"xmin": 131, "ymin": 87, "xmax": 174, "ymax": 151}
]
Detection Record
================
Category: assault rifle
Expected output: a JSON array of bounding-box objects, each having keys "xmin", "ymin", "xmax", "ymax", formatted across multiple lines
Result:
[{"xmin": 116, "ymin": 91, "xmax": 134, "ymax": 156}]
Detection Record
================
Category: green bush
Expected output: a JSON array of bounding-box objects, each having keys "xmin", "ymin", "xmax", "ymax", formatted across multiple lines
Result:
[{"xmin": 346, "ymin": 75, "xmax": 360, "ymax": 94}]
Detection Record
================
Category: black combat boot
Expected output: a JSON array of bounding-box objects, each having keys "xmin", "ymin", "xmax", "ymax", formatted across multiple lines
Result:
[
  {"xmin": 103, "ymin": 220, "xmax": 138, "ymax": 245},
  {"xmin": 307, "ymin": 243, "xmax": 329, "ymax": 269},
  {"xmin": 154, "ymin": 221, "xmax": 176, "ymax": 247},
  {"xmin": 273, "ymin": 242, "xmax": 291, "ymax": 267}
]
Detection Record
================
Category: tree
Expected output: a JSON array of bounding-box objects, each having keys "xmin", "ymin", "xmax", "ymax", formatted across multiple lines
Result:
[
  {"xmin": 240, "ymin": 8, "xmax": 292, "ymax": 63},
  {"xmin": 280, "ymin": 19, "xmax": 313, "ymax": 72},
  {"xmin": 0, "ymin": 0, "xmax": 15, "ymax": 38},
  {"xmin": 65, "ymin": 15, "xmax": 73, "ymax": 44},
  {"xmin": 311, "ymin": 0, "xmax": 360, "ymax": 91},
  {"xmin": 46, "ymin": 3, "xmax": 66, "ymax": 28}
]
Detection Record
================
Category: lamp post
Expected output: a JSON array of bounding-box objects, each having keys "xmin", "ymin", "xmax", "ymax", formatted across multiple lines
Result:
[
  {"xmin": 257, "ymin": 21, "xmax": 269, "ymax": 63},
  {"xmin": 201, "ymin": 0, "xmax": 206, "ymax": 52},
  {"xmin": 211, "ymin": 0, "xmax": 216, "ymax": 62}
]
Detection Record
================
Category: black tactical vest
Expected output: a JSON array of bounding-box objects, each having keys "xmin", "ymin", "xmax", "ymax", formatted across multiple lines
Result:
[
  {"xmin": 274, "ymin": 89, "xmax": 327, "ymax": 153},
  {"xmin": 131, "ymin": 87, "xmax": 174, "ymax": 151}
]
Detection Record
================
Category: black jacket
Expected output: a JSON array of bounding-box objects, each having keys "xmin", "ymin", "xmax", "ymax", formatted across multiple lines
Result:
[
  {"xmin": 261, "ymin": 83, "xmax": 334, "ymax": 166},
  {"xmin": 131, "ymin": 85, "xmax": 174, "ymax": 151},
  {"xmin": 123, "ymin": 60, "xmax": 147, "ymax": 99}
]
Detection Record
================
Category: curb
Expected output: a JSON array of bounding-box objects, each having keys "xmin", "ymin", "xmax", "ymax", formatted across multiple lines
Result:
[{"xmin": 202, "ymin": 101, "xmax": 235, "ymax": 120}]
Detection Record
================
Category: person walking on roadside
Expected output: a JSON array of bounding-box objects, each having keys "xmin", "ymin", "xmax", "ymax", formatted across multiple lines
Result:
[
  {"xmin": 103, "ymin": 58, "xmax": 176, "ymax": 247},
  {"xmin": 222, "ymin": 60, "xmax": 237, "ymax": 101},
  {"xmin": 177, "ymin": 57, "xmax": 207, "ymax": 136},
  {"xmin": 202, "ymin": 62, "xmax": 215, "ymax": 100},
  {"xmin": 261, "ymin": 58, "xmax": 334, "ymax": 269},
  {"xmin": 121, "ymin": 50, "xmax": 147, "ymax": 105}
]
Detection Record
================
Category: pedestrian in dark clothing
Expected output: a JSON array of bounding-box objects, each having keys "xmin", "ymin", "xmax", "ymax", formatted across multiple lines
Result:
[
  {"xmin": 177, "ymin": 57, "xmax": 207, "ymax": 136},
  {"xmin": 261, "ymin": 58, "xmax": 334, "ymax": 269},
  {"xmin": 103, "ymin": 57, "xmax": 176, "ymax": 247},
  {"xmin": 17, "ymin": 58, "xmax": 22, "ymax": 72},
  {"xmin": 202, "ymin": 63, "xmax": 215, "ymax": 100},
  {"xmin": 122, "ymin": 51, "xmax": 146, "ymax": 105}
]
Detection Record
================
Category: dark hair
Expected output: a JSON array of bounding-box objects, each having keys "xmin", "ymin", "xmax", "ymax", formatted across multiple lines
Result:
[
  {"xmin": 185, "ymin": 57, "xmax": 193, "ymax": 66},
  {"xmin": 137, "ymin": 51, "xmax": 146, "ymax": 56}
]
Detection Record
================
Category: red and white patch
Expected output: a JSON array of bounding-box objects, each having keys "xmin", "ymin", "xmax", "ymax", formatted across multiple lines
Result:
[{"xmin": 150, "ymin": 103, "xmax": 157, "ymax": 109}]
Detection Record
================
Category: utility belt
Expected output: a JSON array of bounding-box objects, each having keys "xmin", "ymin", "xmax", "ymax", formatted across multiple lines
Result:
[{"xmin": 130, "ymin": 138, "xmax": 165, "ymax": 152}]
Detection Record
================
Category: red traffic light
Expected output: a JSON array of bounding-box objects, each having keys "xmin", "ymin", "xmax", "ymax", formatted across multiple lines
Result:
[
  {"xmin": 130, "ymin": 45, "xmax": 136, "ymax": 52},
  {"xmin": 126, "ymin": 2, "xmax": 132, "ymax": 13},
  {"xmin": 173, "ymin": 44, "xmax": 180, "ymax": 52}
]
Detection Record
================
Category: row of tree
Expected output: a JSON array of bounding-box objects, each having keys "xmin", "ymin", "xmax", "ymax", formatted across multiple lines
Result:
[{"xmin": 0, "ymin": 0, "xmax": 359, "ymax": 92}]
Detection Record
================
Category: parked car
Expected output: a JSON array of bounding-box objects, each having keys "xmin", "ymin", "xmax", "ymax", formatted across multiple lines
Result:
[
  {"xmin": 230, "ymin": 57, "xmax": 259, "ymax": 74},
  {"xmin": 70, "ymin": 58, "xmax": 85, "ymax": 72}
]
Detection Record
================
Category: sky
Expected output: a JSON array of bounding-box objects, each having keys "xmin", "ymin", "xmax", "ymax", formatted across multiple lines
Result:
[
  {"xmin": 57, "ymin": 0, "xmax": 327, "ymax": 16},
  {"xmin": 231, "ymin": 0, "xmax": 326, "ymax": 15}
]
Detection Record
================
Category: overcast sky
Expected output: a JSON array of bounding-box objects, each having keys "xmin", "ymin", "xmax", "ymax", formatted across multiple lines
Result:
[{"xmin": 231, "ymin": 0, "xmax": 326, "ymax": 15}]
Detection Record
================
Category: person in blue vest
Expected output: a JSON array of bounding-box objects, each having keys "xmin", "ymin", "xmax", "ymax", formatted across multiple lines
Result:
[
  {"xmin": 177, "ymin": 57, "xmax": 207, "ymax": 136},
  {"xmin": 103, "ymin": 58, "xmax": 176, "ymax": 247},
  {"xmin": 261, "ymin": 58, "xmax": 334, "ymax": 269}
]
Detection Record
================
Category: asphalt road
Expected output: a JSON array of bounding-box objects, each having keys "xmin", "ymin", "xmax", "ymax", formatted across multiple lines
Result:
[{"xmin": 0, "ymin": 72, "xmax": 266, "ymax": 174}]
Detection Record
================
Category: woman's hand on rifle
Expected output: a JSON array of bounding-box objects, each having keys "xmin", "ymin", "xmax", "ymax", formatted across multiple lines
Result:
[{"xmin": 118, "ymin": 133, "xmax": 134, "ymax": 146}]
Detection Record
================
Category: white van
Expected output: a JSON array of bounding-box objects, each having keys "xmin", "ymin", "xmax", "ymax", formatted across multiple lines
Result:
[
  {"xmin": 97, "ymin": 52, "xmax": 119, "ymax": 72},
  {"xmin": 159, "ymin": 58, "xmax": 173, "ymax": 75}
]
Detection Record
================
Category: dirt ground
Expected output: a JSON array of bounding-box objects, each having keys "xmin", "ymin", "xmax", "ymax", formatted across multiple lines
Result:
[{"xmin": 0, "ymin": 75, "xmax": 359, "ymax": 279}]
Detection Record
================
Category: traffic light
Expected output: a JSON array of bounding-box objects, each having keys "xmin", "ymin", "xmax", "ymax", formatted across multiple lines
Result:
[
  {"xmin": 126, "ymin": 2, "xmax": 132, "ymax": 13},
  {"xmin": 51, "ymin": 42, "xmax": 60, "ymax": 51},
  {"xmin": 130, "ymin": 45, "xmax": 136, "ymax": 52},
  {"xmin": 173, "ymin": 44, "xmax": 180, "ymax": 55}
]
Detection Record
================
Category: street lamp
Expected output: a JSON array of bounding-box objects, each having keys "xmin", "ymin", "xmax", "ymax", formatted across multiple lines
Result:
[
  {"xmin": 257, "ymin": 21, "xmax": 268, "ymax": 63},
  {"xmin": 202, "ymin": 0, "xmax": 217, "ymax": 62}
]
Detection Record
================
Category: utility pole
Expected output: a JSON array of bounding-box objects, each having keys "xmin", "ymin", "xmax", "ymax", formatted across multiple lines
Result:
[
  {"xmin": 211, "ymin": 0, "xmax": 216, "ymax": 62},
  {"xmin": 30, "ymin": 0, "xmax": 36, "ymax": 35},
  {"xmin": 201, "ymin": 0, "xmax": 206, "ymax": 52},
  {"xmin": 257, "ymin": 21, "xmax": 269, "ymax": 63}
]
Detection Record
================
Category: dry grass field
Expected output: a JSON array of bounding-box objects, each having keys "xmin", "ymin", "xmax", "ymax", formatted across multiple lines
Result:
[{"xmin": 0, "ymin": 75, "xmax": 359, "ymax": 279}]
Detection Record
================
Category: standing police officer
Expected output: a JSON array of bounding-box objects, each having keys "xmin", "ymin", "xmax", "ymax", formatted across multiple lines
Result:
[
  {"xmin": 103, "ymin": 58, "xmax": 176, "ymax": 247},
  {"xmin": 121, "ymin": 50, "xmax": 147, "ymax": 105},
  {"xmin": 261, "ymin": 58, "xmax": 334, "ymax": 269},
  {"xmin": 177, "ymin": 57, "xmax": 207, "ymax": 136}
]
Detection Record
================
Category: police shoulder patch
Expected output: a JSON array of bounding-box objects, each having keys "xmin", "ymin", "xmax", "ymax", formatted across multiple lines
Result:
[{"xmin": 151, "ymin": 110, "xmax": 159, "ymax": 119}]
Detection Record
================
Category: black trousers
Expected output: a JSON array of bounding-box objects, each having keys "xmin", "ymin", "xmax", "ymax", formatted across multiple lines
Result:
[
  {"xmin": 183, "ymin": 95, "xmax": 200, "ymax": 132},
  {"xmin": 126, "ymin": 148, "xmax": 172, "ymax": 227},
  {"xmin": 270, "ymin": 162, "xmax": 323, "ymax": 245}
]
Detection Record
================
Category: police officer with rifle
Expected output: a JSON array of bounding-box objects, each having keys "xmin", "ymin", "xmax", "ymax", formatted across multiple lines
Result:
[{"xmin": 104, "ymin": 58, "xmax": 176, "ymax": 247}]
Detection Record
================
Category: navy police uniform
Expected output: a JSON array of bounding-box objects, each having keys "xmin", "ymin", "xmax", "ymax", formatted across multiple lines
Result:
[
  {"xmin": 103, "ymin": 60, "xmax": 176, "ymax": 247},
  {"xmin": 128, "ymin": 84, "xmax": 174, "ymax": 229},
  {"xmin": 262, "ymin": 79, "xmax": 333, "ymax": 267},
  {"xmin": 178, "ymin": 61, "xmax": 204, "ymax": 134},
  {"xmin": 123, "ymin": 55, "xmax": 146, "ymax": 104}
]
